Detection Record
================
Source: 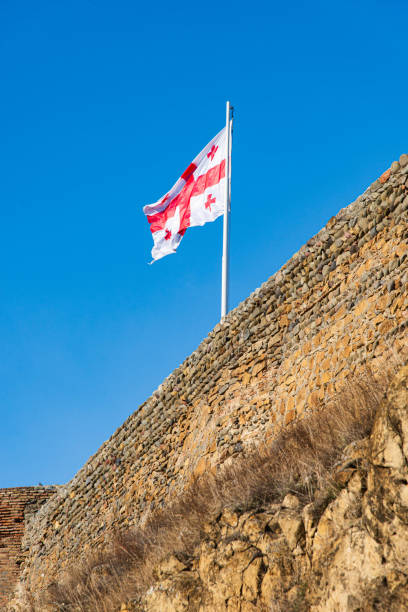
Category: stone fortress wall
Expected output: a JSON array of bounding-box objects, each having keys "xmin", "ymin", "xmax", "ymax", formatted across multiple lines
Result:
[
  {"xmin": 0, "ymin": 488, "xmax": 54, "ymax": 608},
  {"xmin": 4, "ymin": 154, "xmax": 408, "ymax": 605}
]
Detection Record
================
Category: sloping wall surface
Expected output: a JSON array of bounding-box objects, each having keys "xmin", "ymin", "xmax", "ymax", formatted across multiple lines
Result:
[
  {"xmin": 13, "ymin": 155, "xmax": 408, "ymax": 601},
  {"xmin": 0, "ymin": 488, "xmax": 54, "ymax": 608}
]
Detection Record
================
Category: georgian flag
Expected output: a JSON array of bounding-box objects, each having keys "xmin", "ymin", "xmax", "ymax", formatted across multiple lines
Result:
[{"xmin": 143, "ymin": 127, "xmax": 227, "ymax": 261}]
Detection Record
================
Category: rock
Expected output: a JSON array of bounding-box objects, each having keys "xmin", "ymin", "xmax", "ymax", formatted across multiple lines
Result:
[
  {"xmin": 278, "ymin": 511, "xmax": 304, "ymax": 550},
  {"xmin": 220, "ymin": 508, "xmax": 239, "ymax": 528},
  {"xmin": 357, "ymin": 217, "xmax": 369, "ymax": 231},
  {"xmin": 246, "ymin": 513, "xmax": 272, "ymax": 538},
  {"xmin": 242, "ymin": 555, "xmax": 263, "ymax": 601},
  {"xmin": 302, "ymin": 503, "xmax": 317, "ymax": 552},
  {"xmin": 157, "ymin": 555, "xmax": 187, "ymax": 578},
  {"xmin": 400, "ymin": 153, "xmax": 408, "ymax": 167},
  {"xmin": 379, "ymin": 168, "xmax": 391, "ymax": 183},
  {"xmin": 333, "ymin": 466, "xmax": 356, "ymax": 487},
  {"xmin": 282, "ymin": 493, "xmax": 300, "ymax": 509}
]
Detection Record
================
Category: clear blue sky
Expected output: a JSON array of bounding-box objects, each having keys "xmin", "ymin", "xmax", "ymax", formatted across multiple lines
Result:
[{"xmin": 1, "ymin": 0, "xmax": 407, "ymax": 487}]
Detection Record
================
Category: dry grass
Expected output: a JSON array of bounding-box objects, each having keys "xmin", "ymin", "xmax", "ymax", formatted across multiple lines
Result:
[{"xmin": 40, "ymin": 367, "xmax": 395, "ymax": 612}]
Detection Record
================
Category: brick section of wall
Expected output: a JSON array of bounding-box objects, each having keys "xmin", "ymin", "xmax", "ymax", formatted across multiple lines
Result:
[
  {"xmin": 11, "ymin": 154, "xmax": 408, "ymax": 606},
  {"xmin": 0, "ymin": 487, "xmax": 55, "ymax": 608}
]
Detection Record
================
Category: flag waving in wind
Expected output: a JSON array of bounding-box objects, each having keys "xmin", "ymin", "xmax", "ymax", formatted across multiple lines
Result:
[{"xmin": 143, "ymin": 127, "xmax": 228, "ymax": 261}]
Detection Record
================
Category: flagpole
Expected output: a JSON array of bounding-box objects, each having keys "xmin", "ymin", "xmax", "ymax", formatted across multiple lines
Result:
[{"xmin": 221, "ymin": 101, "xmax": 231, "ymax": 319}]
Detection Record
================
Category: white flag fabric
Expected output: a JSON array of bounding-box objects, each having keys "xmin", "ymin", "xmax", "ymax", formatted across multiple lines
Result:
[{"xmin": 143, "ymin": 127, "xmax": 227, "ymax": 261}]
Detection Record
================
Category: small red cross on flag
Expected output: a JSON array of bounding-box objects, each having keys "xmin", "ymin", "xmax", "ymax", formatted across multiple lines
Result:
[
  {"xmin": 143, "ymin": 126, "xmax": 228, "ymax": 261},
  {"xmin": 205, "ymin": 194, "xmax": 216, "ymax": 211}
]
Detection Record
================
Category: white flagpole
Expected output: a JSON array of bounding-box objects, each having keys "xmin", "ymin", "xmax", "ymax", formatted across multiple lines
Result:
[{"xmin": 221, "ymin": 101, "xmax": 232, "ymax": 319}]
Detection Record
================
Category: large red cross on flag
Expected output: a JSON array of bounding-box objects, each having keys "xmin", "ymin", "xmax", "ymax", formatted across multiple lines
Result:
[{"xmin": 143, "ymin": 127, "xmax": 227, "ymax": 261}]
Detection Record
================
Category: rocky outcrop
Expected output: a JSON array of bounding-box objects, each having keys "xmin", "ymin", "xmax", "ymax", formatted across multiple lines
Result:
[{"xmin": 128, "ymin": 365, "xmax": 408, "ymax": 611}]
